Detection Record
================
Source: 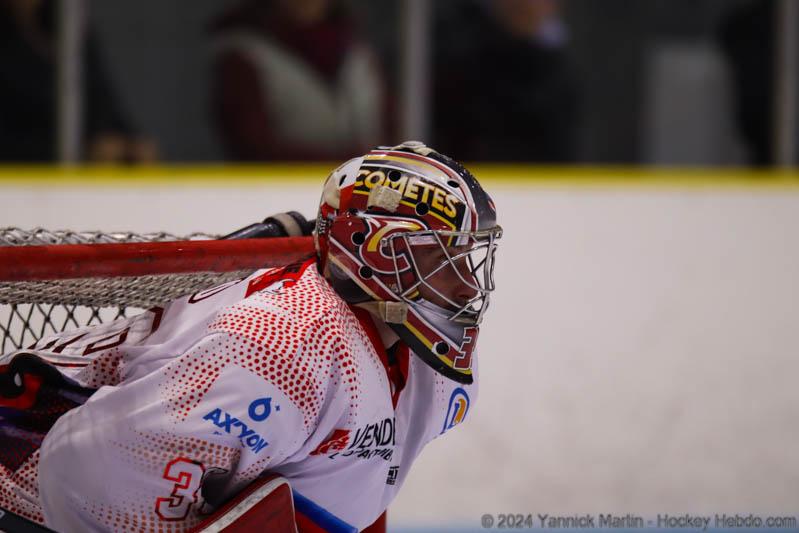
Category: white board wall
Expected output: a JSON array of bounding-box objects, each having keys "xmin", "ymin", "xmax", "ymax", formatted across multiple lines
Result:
[{"xmin": 2, "ymin": 178, "xmax": 798, "ymax": 528}]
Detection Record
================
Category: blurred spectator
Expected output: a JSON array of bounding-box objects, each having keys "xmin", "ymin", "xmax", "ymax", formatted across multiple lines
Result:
[
  {"xmin": 210, "ymin": 0, "xmax": 391, "ymax": 161},
  {"xmin": 0, "ymin": 0, "xmax": 156, "ymax": 163},
  {"xmin": 718, "ymin": 0, "xmax": 774, "ymax": 166},
  {"xmin": 433, "ymin": 0, "xmax": 580, "ymax": 162}
]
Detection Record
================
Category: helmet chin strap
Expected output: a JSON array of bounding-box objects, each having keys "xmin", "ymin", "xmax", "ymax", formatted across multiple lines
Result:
[
  {"xmin": 352, "ymin": 302, "xmax": 402, "ymax": 349},
  {"xmin": 354, "ymin": 301, "xmax": 408, "ymax": 324}
]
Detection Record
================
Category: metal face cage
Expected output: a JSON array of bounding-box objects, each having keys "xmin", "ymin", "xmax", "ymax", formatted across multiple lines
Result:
[{"xmin": 386, "ymin": 226, "xmax": 502, "ymax": 324}]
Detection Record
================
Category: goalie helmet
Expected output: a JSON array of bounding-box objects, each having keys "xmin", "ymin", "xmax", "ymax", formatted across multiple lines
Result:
[{"xmin": 315, "ymin": 141, "xmax": 502, "ymax": 384}]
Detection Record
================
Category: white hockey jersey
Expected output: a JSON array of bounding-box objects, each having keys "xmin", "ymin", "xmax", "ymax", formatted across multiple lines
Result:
[{"xmin": 0, "ymin": 259, "xmax": 477, "ymax": 532}]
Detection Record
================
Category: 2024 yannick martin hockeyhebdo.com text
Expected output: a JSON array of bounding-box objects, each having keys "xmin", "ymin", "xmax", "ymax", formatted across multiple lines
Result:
[{"xmin": 479, "ymin": 512, "xmax": 799, "ymax": 530}]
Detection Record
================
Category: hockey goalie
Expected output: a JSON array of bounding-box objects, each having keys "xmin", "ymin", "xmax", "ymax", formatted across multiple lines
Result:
[{"xmin": 0, "ymin": 142, "xmax": 502, "ymax": 532}]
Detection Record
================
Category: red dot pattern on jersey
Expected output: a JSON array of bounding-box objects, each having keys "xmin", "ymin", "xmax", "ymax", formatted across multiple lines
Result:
[
  {"xmin": 0, "ymin": 452, "xmax": 45, "ymax": 525},
  {"xmin": 112, "ymin": 431, "xmax": 240, "ymax": 476},
  {"xmin": 157, "ymin": 267, "xmax": 373, "ymax": 430},
  {"xmin": 73, "ymin": 348, "xmax": 124, "ymax": 387},
  {"xmin": 80, "ymin": 430, "xmax": 240, "ymax": 532},
  {"xmin": 83, "ymin": 500, "xmax": 200, "ymax": 533},
  {"xmin": 0, "ymin": 266, "xmax": 397, "ymax": 530}
]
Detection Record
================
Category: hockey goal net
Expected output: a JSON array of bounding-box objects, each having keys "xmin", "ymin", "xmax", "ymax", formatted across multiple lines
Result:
[{"xmin": 0, "ymin": 228, "xmax": 314, "ymax": 354}]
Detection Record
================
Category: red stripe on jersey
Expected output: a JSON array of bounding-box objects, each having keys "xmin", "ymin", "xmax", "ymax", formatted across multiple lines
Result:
[
  {"xmin": 245, "ymin": 258, "xmax": 314, "ymax": 297},
  {"xmin": 349, "ymin": 306, "xmax": 408, "ymax": 407}
]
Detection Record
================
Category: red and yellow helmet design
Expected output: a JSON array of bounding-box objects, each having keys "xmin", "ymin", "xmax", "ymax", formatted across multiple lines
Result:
[{"xmin": 315, "ymin": 142, "xmax": 502, "ymax": 384}]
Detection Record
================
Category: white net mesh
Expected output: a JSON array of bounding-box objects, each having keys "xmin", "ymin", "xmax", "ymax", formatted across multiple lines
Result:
[
  {"xmin": 0, "ymin": 227, "xmax": 211, "ymax": 246},
  {"xmin": 0, "ymin": 228, "xmax": 250, "ymax": 353}
]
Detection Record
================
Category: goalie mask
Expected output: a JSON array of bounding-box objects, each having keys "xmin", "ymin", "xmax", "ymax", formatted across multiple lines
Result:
[{"xmin": 315, "ymin": 141, "xmax": 502, "ymax": 384}]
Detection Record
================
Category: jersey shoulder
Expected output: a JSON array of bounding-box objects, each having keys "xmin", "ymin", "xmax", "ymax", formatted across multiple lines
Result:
[
  {"xmin": 205, "ymin": 260, "xmax": 380, "ymax": 431},
  {"xmin": 208, "ymin": 259, "xmax": 352, "ymax": 342}
]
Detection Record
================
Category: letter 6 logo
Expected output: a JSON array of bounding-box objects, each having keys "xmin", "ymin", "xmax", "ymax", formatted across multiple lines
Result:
[{"xmin": 155, "ymin": 458, "xmax": 205, "ymax": 521}]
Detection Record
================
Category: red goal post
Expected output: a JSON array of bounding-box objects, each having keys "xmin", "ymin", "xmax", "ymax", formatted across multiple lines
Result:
[{"xmin": 0, "ymin": 228, "xmax": 314, "ymax": 354}]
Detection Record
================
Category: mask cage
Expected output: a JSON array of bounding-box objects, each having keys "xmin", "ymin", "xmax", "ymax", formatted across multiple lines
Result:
[{"xmin": 384, "ymin": 226, "xmax": 502, "ymax": 324}]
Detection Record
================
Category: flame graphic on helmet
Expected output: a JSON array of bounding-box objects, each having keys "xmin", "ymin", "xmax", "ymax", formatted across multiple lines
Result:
[{"xmin": 361, "ymin": 217, "xmax": 425, "ymax": 274}]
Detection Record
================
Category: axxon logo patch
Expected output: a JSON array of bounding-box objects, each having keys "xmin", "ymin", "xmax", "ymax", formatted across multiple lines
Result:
[{"xmin": 203, "ymin": 397, "xmax": 275, "ymax": 454}]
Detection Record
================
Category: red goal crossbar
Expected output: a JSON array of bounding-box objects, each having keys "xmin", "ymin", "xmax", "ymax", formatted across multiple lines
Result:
[
  {"xmin": 0, "ymin": 234, "xmax": 316, "ymax": 352},
  {"xmin": 0, "ymin": 237, "xmax": 315, "ymax": 281}
]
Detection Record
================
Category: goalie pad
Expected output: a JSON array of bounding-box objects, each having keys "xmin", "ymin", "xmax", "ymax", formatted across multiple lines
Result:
[
  {"xmin": 191, "ymin": 476, "xmax": 386, "ymax": 533},
  {"xmin": 191, "ymin": 475, "xmax": 297, "ymax": 533}
]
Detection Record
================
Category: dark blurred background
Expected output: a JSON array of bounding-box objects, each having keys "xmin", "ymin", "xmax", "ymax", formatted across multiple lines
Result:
[{"xmin": 0, "ymin": 0, "xmax": 796, "ymax": 166}]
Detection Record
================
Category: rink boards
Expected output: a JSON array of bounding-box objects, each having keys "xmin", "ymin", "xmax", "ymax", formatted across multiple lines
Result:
[{"xmin": 0, "ymin": 166, "xmax": 797, "ymax": 530}]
